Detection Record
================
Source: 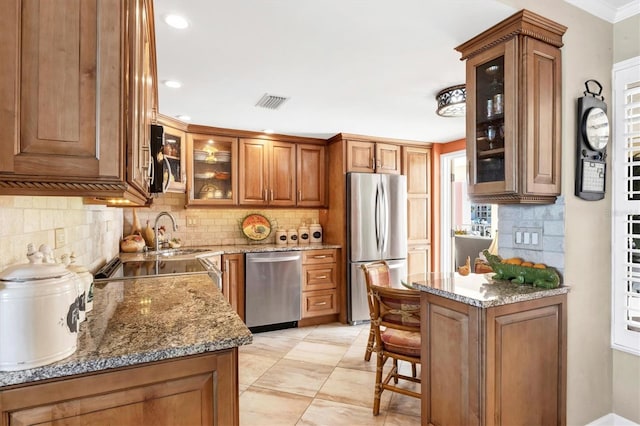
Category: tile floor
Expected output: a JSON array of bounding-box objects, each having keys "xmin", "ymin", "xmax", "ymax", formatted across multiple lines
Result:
[{"xmin": 238, "ymin": 323, "xmax": 421, "ymax": 426}]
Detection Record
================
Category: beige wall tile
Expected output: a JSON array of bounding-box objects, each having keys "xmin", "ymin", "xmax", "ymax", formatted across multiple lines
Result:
[{"xmin": 0, "ymin": 196, "xmax": 122, "ymax": 271}]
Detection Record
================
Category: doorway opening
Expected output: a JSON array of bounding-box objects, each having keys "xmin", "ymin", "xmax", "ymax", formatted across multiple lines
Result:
[{"xmin": 440, "ymin": 151, "xmax": 497, "ymax": 272}]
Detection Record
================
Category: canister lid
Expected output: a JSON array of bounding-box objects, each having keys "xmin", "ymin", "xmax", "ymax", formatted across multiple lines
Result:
[
  {"xmin": 0, "ymin": 243, "xmax": 72, "ymax": 282},
  {"xmin": 0, "ymin": 262, "xmax": 71, "ymax": 282}
]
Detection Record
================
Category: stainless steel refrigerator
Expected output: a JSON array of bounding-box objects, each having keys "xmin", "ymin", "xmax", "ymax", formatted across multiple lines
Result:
[{"xmin": 347, "ymin": 172, "xmax": 407, "ymax": 324}]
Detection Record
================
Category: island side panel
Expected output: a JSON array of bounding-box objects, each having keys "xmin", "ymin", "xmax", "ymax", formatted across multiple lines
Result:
[
  {"xmin": 0, "ymin": 350, "xmax": 239, "ymax": 426},
  {"xmin": 484, "ymin": 294, "xmax": 567, "ymax": 426},
  {"xmin": 421, "ymin": 292, "xmax": 482, "ymax": 426}
]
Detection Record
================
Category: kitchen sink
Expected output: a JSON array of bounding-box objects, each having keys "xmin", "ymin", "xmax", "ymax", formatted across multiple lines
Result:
[{"xmin": 146, "ymin": 248, "xmax": 212, "ymax": 257}]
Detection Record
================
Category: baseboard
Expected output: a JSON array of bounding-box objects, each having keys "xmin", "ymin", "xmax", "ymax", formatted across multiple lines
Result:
[{"xmin": 587, "ymin": 413, "xmax": 640, "ymax": 426}]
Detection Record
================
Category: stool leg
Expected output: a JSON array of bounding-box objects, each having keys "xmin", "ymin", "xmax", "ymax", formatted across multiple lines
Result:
[
  {"xmin": 364, "ymin": 324, "xmax": 374, "ymax": 361},
  {"xmin": 373, "ymin": 350, "xmax": 384, "ymax": 415},
  {"xmin": 393, "ymin": 358, "xmax": 399, "ymax": 384}
]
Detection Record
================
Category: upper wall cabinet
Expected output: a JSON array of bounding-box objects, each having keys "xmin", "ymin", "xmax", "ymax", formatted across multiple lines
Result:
[
  {"xmin": 239, "ymin": 139, "xmax": 296, "ymax": 207},
  {"xmin": 346, "ymin": 140, "xmax": 401, "ymax": 174},
  {"xmin": 456, "ymin": 10, "xmax": 566, "ymax": 204},
  {"xmin": 186, "ymin": 133, "xmax": 238, "ymax": 207},
  {"xmin": 0, "ymin": 0, "xmax": 157, "ymax": 205},
  {"xmin": 297, "ymin": 144, "xmax": 326, "ymax": 207}
]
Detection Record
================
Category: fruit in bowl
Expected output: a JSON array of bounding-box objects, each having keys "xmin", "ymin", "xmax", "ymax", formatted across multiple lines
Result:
[{"xmin": 168, "ymin": 238, "xmax": 182, "ymax": 248}]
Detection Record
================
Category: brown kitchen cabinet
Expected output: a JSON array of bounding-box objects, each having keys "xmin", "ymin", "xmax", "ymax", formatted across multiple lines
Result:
[
  {"xmin": 402, "ymin": 146, "xmax": 431, "ymax": 278},
  {"xmin": 421, "ymin": 293, "xmax": 567, "ymax": 425},
  {"xmin": 222, "ymin": 254, "xmax": 245, "ymax": 321},
  {"xmin": 297, "ymin": 144, "xmax": 327, "ymax": 207},
  {"xmin": 239, "ymin": 138, "xmax": 296, "ymax": 206},
  {"xmin": 186, "ymin": 133, "xmax": 238, "ymax": 206},
  {"xmin": 347, "ymin": 140, "xmax": 401, "ymax": 174},
  {"xmin": 456, "ymin": 10, "xmax": 566, "ymax": 205},
  {"xmin": 301, "ymin": 249, "xmax": 339, "ymax": 320},
  {"xmin": 0, "ymin": 350, "xmax": 239, "ymax": 426},
  {"xmin": 0, "ymin": 0, "xmax": 157, "ymax": 205}
]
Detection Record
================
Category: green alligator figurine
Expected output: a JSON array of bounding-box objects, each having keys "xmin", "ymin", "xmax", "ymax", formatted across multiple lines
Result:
[{"xmin": 482, "ymin": 250, "xmax": 560, "ymax": 289}]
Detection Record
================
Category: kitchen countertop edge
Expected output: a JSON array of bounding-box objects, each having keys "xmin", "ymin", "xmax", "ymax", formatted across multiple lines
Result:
[
  {"xmin": 412, "ymin": 274, "xmax": 570, "ymax": 308},
  {"xmin": 0, "ymin": 274, "xmax": 252, "ymax": 388}
]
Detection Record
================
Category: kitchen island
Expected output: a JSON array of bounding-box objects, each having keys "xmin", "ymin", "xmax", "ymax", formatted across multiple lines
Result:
[
  {"xmin": 412, "ymin": 273, "xmax": 569, "ymax": 426},
  {"xmin": 0, "ymin": 274, "xmax": 251, "ymax": 425}
]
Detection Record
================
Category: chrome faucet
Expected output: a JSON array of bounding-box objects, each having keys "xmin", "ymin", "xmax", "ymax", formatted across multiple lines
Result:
[{"xmin": 154, "ymin": 211, "xmax": 178, "ymax": 251}]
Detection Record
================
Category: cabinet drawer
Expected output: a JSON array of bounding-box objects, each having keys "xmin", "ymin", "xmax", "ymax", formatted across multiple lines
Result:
[
  {"xmin": 302, "ymin": 249, "xmax": 337, "ymax": 264},
  {"xmin": 303, "ymin": 264, "xmax": 336, "ymax": 291},
  {"xmin": 302, "ymin": 290, "xmax": 338, "ymax": 318}
]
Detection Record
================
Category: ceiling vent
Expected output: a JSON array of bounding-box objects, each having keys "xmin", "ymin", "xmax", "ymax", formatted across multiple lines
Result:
[{"xmin": 255, "ymin": 93, "xmax": 289, "ymax": 110}]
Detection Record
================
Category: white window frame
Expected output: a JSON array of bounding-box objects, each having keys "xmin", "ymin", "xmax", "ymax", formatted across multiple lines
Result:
[{"xmin": 611, "ymin": 56, "xmax": 640, "ymax": 356}]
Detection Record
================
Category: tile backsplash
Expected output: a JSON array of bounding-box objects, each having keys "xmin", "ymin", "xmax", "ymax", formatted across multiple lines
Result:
[
  {"xmin": 122, "ymin": 193, "xmax": 320, "ymax": 246},
  {"xmin": 0, "ymin": 196, "xmax": 123, "ymax": 272},
  {"xmin": 498, "ymin": 195, "xmax": 565, "ymax": 275}
]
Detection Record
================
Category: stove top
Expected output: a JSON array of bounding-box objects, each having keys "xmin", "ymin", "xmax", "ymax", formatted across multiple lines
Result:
[{"xmin": 94, "ymin": 257, "xmax": 208, "ymax": 282}]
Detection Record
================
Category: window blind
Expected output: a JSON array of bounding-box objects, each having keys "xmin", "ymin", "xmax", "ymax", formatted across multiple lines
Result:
[{"xmin": 612, "ymin": 56, "xmax": 640, "ymax": 355}]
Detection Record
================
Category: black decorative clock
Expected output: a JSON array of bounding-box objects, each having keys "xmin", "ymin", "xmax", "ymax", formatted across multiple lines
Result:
[{"xmin": 575, "ymin": 80, "xmax": 609, "ymax": 201}]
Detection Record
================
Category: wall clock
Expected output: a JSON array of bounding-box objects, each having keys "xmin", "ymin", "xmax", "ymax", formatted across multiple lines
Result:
[{"xmin": 575, "ymin": 80, "xmax": 608, "ymax": 201}]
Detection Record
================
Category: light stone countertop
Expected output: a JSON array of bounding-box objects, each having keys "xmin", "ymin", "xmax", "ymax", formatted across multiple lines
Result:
[
  {"xmin": 0, "ymin": 274, "xmax": 252, "ymax": 388},
  {"xmin": 409, "ymin": 272, "xmax": 570, "ymax": 308}
]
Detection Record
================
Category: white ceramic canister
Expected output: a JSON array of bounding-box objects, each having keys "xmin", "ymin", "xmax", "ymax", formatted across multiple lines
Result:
[
  {"xmin": 275, "ymin": 228, "xmax": 287, "ymax": 245},
  {"xmin": 298, "ymin": 224, "xmax": 310, "ymax": 244},
  {"xmin": 0, "ymin": 256, "xmax": 80, "ymax": 371},
  {"xmin": 309, "ymin": 222, "xmax": 323, "ymax": 243},
  {"xmin": 67, "ymin": 256, "xmax": 94, "ymax": 316},
  {"xmin": 287, "ymin": 228, "xmax": 298, "ymax": 245}
]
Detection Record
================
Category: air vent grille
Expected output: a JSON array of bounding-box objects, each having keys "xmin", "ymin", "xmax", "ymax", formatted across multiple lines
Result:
[{"xmin": 255, "ymin": 93, "xmax": 289, "ymax": 110}]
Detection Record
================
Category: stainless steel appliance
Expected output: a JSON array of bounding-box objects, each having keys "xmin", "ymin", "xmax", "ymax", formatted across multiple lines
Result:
[
  {"xmin": 347, "ymin": 173, "xmax": 407, "ymax": 324},
  {"xmin": 245, "ymin": 252, "xmax": 302, "ymax": 332}
]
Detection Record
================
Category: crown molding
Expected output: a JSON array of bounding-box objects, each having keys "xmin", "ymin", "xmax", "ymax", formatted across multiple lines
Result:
[{"xmin": 563, "ymin": 0, "xmax": 640, "ymax": 23}]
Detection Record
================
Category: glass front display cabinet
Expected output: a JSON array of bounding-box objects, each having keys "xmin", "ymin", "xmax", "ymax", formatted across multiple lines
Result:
[
  {"xmin": 186, "ymin": 133, "xmax": 238, "ymax": 206},
  {"xmin": 456, "ymin": 10, "xmax": 566, "ymax": 204}
]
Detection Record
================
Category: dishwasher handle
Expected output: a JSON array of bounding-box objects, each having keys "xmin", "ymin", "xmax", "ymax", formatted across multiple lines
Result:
[{"xmin": 247, "ymin": 255, "xmax": 301, "ymax": 263}]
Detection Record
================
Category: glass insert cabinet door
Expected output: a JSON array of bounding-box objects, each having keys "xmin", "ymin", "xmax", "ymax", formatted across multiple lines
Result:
[
  {"xmin": 187, "ymin": 133, "xmax": 238, "ymax": 206},
  {"xmin": 465, "ymin": 40, "xmax": 517, "ymax": 195}
]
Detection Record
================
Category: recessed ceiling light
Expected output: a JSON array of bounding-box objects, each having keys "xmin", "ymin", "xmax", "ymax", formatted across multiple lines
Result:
[
  {"xmin": 164, "ymin": 14, "xmax": 189, "ymax": 29},
  {"xmin": 176, "ymin": 115, "xmax": 191, "ymax": 121},
  {"xmin": 164, "ymin": 80, "xmax": 182, "ymax": 88},
  {"xmin": 263, "ymin": 129, "xmax": 275, "ymax": 134}
]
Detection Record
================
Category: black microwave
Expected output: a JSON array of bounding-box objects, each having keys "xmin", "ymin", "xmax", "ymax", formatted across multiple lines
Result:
[{"xmin": 149, "ymin": 124, "xmax": 165, "ymax": 193}]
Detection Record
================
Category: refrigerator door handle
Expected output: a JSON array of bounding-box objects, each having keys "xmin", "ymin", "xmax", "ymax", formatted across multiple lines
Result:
[
  {"xmin": 374, "ymin": 183, "xmax": 381, "ymax": 251},
  {"xmin": 380, "ymin": 181, "xmax": 388, "ymax": 254}
]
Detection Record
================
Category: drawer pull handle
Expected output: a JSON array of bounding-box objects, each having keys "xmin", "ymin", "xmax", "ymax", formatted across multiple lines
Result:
[
  {"xmin": 313, "ymin": 255, "xmax": 327, "ymax": 259},
  {"xmin": 314, "ymin": 302, "xmax": 328, "ymax": 306},
  {"xmin": 316, "ymin": 275, "xmax": 327, "ymax": 279}
]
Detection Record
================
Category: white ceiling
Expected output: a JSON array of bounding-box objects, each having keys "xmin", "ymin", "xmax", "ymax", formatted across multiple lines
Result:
[{"xmin": 153, "ymin": 0, "xmax": 638, "ymax": 144}]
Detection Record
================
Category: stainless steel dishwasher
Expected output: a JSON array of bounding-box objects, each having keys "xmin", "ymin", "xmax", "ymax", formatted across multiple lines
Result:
[{"xmin": 245, "ymin": 251, "xmax": 302, "ymax": 332}]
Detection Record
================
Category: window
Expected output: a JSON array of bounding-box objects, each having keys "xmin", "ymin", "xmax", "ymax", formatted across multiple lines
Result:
[{"xmin": 612, "ymin": 56, "xmax": 640, "ymax": 355}]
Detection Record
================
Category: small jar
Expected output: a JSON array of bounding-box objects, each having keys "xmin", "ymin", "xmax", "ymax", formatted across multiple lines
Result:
[
  {"xmin": 287, "ymin": 229, "xmax": 298, "ymax": 245},
  {"xmin": 298, "ymin": 224, "xmax": 310, "ymax": 244},
  {"xmin": 275, "ymin": 228, "xmax": 287, "ymax": 245},
  {"xmin": 310, "ymin": 223, "xmax": 323, "ymax": 243}
]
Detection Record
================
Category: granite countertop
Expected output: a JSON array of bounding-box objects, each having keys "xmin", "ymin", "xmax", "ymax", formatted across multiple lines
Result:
[
  {"xmin": 119, "ymin": 243, "xmax": 341, "ymax": 262},
  {"xmin": 410, "ymin": 272, "xmax": 569, "ymax": 308},
  {"xmin": 0, "ymin": 274, "xmax": 252, "ymax": 388}
]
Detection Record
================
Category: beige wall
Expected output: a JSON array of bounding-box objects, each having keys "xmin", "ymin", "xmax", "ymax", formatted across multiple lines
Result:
[
  {"xmin": 613, "ymin": 14, "xmax": 640, "ymax": 63},
  {"xmin": 497, "ymin": 1, "xmax": 615, "ymax": 423},
  {"xmin": 612, "ymin": 12, "xmax": 640, "ymax": 425},
  {"xmin": 122, "ymin": 192, "xmax": 319, "ymax": 246},
  {"xmin": 0, "ymin": 196, "xmax": 122, "ymax": 272}
]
